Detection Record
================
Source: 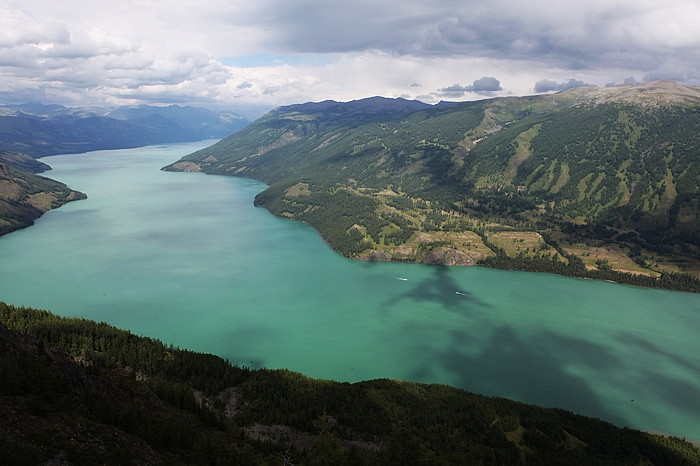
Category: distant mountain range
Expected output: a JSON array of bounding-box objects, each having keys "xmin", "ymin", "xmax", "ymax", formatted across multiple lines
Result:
[
  {"xmin": 0, "ymin": 102, "xmax": 249, "ymax": 236},
  {"xmin": 0, "ymin": 103, "xmax": 249, "ymax": 157},
  {"xmin": 166, "ymin": 81, "xmax": 700, "ymax": 291}
]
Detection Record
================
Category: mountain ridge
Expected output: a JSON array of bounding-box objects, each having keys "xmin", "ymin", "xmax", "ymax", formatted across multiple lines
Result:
[
  {"xmin": 0, "ymin": 103, "xmax": 249, "ymax": 158},
  {"xmin": 273, "ymin": 95, "xmax": 434, "ymax": 116},
  {"xmin": 553, "ymin": 81, "xmax": 700, "ymax": 107}
]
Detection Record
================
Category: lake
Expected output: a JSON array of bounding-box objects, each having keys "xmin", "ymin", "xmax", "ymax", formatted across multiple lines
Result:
[{"xmin": 1, "ymin": 141, "xmax": 699, "ymax": 441}]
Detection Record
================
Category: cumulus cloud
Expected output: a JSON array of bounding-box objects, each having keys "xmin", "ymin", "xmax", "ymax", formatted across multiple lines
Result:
[
  {"xmin": 469, "ymin": 77, "xmax": 503, "ymax": 92},
  {"xmin": 0, "ymin": 7, "xmax": 70, "ymax": 48},
  {"xmin": 534, "ymin": 78, "xmax": 596, "ymax": 93},
  {"xmin": 439, "ymin": 77, "xmax": 503, "ymax": 97},
  {"xmin": 2, "ymin": 1, "xmax": 700, "ymax": 113},
  {"xmin": 439, "ymin": 84, "xmax": 470, "ymax": 97},
  {"xmin": 229, "ymin": 1, "xmax": 700, "ymax": 74},
  {"xmin": 0, "ymin": 5, "xmax": 242, "ymax": 108}
]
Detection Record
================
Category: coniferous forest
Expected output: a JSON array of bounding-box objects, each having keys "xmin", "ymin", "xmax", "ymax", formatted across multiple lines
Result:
[{"xmin": 2, "ymin": 302, "xmax": 699, "ymax": 465}]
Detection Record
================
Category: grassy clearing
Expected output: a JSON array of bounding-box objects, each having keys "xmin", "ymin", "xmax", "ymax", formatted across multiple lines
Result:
[
  {"xmin": 284, "ymin": 182, "xmax": 311, "ymax": 197},
  {"xmin": 506, "ymin": 125, "xmax": 539, "ymax": 182},
  {"xmin": 419, "ymin": 231, "xmax": 494, "ymax": 257},
  {"xmin": 646, "ymin": 253, "xmax": 700, "ymax": 278},
  {"xmin": 25, "ymin": 192, "xmax": 55, "ymax": 211},
  {"xmin": 369, "ymin": 229, "xmax": 496, "ymax": 264},
  {"xmin": 551, "ymin": 163, "xmax": 569, "ymax": 194},
  {"xmin": 563, "ymin": 244, "xmax": 658, "ymax": 277},
  {"xmin": 487, "ymin": 231, "xmax": 564, "ymax": 260}
]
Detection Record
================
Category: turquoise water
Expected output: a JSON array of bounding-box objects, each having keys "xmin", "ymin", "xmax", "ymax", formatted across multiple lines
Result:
[{"xmin": 1, "ymin": 141, "xmax": 699, "ymax": 441}]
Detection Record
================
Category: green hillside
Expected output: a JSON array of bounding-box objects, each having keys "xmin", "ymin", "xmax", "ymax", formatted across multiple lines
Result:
[
  {"xmin": 0, "ymin": 162, "xmax": 86, "ymax": 236},
  {"xmin": 165, "ymin": 81, "xmax": 700, "ymax": 291},
  {"xmin": 0, "ymin": 151, "xmax": 51, "ymax": 173},
  {"xmin": 2, "ymin": 302, "xmax": 699, "ymax": 465}
]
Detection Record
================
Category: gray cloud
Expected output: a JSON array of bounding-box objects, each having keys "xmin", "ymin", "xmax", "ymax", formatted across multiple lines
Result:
[
  {"xmin": 469, "ymin": 77, "xmax": 503, "ymax": 92},
  {"xmin": 233, "ymin": 1, "xmax": 700, "ymax": 91},
  {"xmin": 438, "ymin": 84, "xmax": 468, "ymax": 98},
  {"xmin": 2, "ymin": 1, "xmax": 700, "ymax": 111},
  {"xmin": 605, "ymin": 77, "xmax": 638, "ymax": 87},
  {"xmin": 240, "ymin": 2, "xmax": 699, "ymax": 69},
  {"xmin": 439, "ymin": 77, "xmax": 503, "ymax": 97},
  {"xmin": 534, "ymin": 78, "xmax": 596, "ymax": 93},
  {"xmin": 643, "ymin": 65, "xmax": 691, "ymax": 83}
]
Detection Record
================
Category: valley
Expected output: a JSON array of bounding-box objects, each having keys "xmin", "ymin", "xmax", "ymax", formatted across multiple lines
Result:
[
  {"xmin": 1, "ymin": 139, "xmax": 699, "ymax": 464},
  {"xmin": 4, "ymin": 2, "xmax": 700, "ymax": 463}
]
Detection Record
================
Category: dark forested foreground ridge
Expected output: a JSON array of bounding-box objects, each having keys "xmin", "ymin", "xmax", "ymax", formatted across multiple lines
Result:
[
  {"xmin": 1, "ymin": 303, "xmax": 699, "ymax": 465},
  {"xmin": 165, "ymin": 81, "xmax": 700, "ymax": 292}
]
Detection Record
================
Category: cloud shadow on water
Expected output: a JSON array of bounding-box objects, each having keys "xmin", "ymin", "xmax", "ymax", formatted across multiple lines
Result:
[
  {"xmin": 381, "ymin": 264, "xmax": 492, "ymax": 315},
  {"xmin": 616, "ymin": 332, "xmax": 700, "ymax": 425},
  {"xmin": 616, "ymin": 332, "xmax": 700, "ymax": 375},
  {"xmin": 409, "ymin": 325, "xmax": 629, "ymax": 428}
]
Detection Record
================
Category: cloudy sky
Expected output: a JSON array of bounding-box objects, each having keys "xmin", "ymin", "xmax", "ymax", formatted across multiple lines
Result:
[{"xmin": 2, "ymin": 0, "xmax": 700, "ymax": 118}]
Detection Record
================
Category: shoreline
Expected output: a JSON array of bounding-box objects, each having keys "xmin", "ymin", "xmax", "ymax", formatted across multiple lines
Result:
[
  {"xmin": 165, "ymin": 159, "xmax": 700, "ymax": 294},
  {"xmin": 256, "ymin": 200, "xmax": 700, "ymax": 294}
]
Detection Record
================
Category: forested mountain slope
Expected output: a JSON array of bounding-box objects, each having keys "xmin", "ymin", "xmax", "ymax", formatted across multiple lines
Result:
[
  {"xmin": 0, "ymin": 151, "xmax": 51, "ymax": 173},
  {"xmin": 0, "ymin": 162, "xmax": 85, "ymax": 236},
  {"xmin": 2, "ymin": 303, "xmax": 699, "ymax": 465},
  {"xmin": 165, "ymin": 81, "xmax": 700, "ymax": 291}
]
